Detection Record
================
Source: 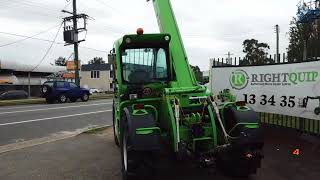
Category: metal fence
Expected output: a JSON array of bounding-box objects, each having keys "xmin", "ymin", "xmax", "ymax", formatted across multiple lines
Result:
[
  {"xmin": 211, "ymin": 52, "xmax": 320, "ymax": 66},
  {"xmin": 260, "ymin": 112, "xmax": 320, "ymax": 135},
  {"xmin": 211, "ymin": 53, "xmax": 320, "ymax": 135}
]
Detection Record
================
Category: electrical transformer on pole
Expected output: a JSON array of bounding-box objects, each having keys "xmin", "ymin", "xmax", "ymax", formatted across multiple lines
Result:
[{"xmin": 62, "ymin": 0, "xmax": 89, "ymax": 86}]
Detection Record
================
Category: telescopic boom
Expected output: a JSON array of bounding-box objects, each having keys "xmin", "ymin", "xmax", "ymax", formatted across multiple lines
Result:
[{"xmin": 151, "ymin": 0, "xmax": 198, "ymax": 87}]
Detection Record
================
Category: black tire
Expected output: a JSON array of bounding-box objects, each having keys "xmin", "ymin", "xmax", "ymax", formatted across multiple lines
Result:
[
  {"xmin": 69, "ymin": 98, "xmax": 77, "ymax": 103},
  {"xmin": 121, "ymin": 116, "xmax": 139, "ymax": 180},
  {"xmin": 314, "ymin": 107, "xmax": 320, "ymax": 115},
  {"xmin": 81, "ymin": 93, "xmax": 89, "ymax": 102},
  {"xmin": 58, "ymin": 94, "xmax": 68, "ymax": 103},
  {"xmin": 41, "ymin": 85, "xmax": 52, "ymax": 96},
  {"xmin": 113, "ymin": 101, "xmax": 119, "ymax": 147},
  {"xmin": 46, "ymin": 98, "xmax": 54, "ymax": 104}
]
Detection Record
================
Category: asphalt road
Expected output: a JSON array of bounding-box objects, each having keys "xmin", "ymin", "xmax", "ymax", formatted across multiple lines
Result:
[
  {"xmin": 0, "ymin": 99, "xmax": 113, "ymax": 146},
  {"xmin": 1, "ymin": 127, "xmax": 319, "ymax": 180},
  {"xmin": 1, "ymin": 99, "xmax": 320, "ymax": 180}
]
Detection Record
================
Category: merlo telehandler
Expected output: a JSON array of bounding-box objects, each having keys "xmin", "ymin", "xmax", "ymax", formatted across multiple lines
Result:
[{"xmin": 109, "ymin": 0, "xmax": 264, "ymax": 179}]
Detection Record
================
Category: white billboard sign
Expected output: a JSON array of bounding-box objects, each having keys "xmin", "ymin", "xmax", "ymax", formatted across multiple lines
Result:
[{"xmin": 210, "ymin": 61, "xmax": 320, "ymax": 120}]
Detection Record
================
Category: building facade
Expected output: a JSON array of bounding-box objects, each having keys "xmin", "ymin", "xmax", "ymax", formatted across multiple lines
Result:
[
  {"xmin": 0, "ymin": 60, "xmax": 66, "ymax": 96},
  {"xmin": 80, "ymin": 64, "xmax": 113, "ymax": 92}
]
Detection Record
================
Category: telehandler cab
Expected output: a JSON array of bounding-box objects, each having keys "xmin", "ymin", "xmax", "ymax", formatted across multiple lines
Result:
[{"xmin": 109, "ymin": 0, "xmax": 264, "ymax": 179}]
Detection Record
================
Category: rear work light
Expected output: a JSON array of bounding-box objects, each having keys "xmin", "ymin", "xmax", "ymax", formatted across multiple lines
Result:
[
  {"xmin": 235, "ymin": 101, "xmax": 246, "ymax": 107},
  {"xmin": 134, "ymin": 104, "xmax": 145, "ymax": 109},
  {"xmin": 125, "ymin": 37, "xmax": 131, "ymax": 44},
  {"xmin": 164, "ymin": 35, "xmax": 170, "ymax": 41}
]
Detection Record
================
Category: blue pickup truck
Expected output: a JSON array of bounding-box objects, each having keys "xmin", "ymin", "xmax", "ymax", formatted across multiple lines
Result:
[{"xmin": 40, "ymin": 81, "xmax": 90, "ymax": 104}]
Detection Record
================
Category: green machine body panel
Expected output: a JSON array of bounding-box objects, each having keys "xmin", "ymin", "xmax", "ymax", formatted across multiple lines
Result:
[{"xmin": 111, "ymin": 1, "xmax": 264, "ymax": 177}]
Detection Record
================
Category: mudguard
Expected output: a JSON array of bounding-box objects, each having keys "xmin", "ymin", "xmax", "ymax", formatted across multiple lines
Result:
[
  {"xmin": 219, "ymin": 105, "xmax": 264, "ymax": 174},
  {"xmin": 123, "ymin": 107, "xmax": 161, "ymax": 151},
  {"xmin": 223, "ymin": 105, "xmax": 264, "ymax": 149}
]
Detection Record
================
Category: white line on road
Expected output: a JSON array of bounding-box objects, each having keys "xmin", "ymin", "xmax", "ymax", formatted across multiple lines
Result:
[
  {"xmin": 0, "ymin": 99, "xmax": 113, "ymax": 111},
  {"xmin": 0, "ymin": 102, "xmax": 112, "ymax": 115},
  {"xmin": 0, "ymin": 109, "xmax": 112, "ymax": 127}
]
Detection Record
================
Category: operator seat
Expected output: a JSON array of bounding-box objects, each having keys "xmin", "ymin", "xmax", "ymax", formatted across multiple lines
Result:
[{"xmin": 128, "ymin": 69, "xmax": 151, "ymax": 83}]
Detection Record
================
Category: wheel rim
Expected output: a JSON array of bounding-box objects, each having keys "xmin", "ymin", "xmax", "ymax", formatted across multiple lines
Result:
[
  {"xmin": 123, "ymin": 130, "xmax": 128, "ymax": 172},
  {"xmin": 42, "ymin": 87, "xmax": 47, "ymax": 93},
  {"xmin": 83, "ymin": 94, "xmax": 88, "ymax": 100},
  {"xmin": 61, "ymin": 95, "xmax": 66, "ymax": 102}
]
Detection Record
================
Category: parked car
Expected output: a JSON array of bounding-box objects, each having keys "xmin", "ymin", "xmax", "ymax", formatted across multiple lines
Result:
[
  {"xmin": 40, "ymin": 81, "xmax": 90, "ymax": 104},
  {"xmin": 0, "ymin": 90, "xmax": 28, "ymax": 100},
  {"xmin": 89, "ymin": 88, "xmax": 103, "ymax": 94}
]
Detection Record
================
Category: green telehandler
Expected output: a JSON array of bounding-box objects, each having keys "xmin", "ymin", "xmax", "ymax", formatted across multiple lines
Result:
[{"xmin": 109, "ymin": 0, "xmax": 264, "ymax": 179}]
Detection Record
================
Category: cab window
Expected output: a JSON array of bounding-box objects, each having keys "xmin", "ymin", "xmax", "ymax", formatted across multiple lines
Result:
[{"xmin": 121, "ymin": 47, "xmax": 169, "ymax": 84}]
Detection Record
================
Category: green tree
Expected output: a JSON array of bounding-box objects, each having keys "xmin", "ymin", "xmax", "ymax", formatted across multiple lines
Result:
[
  {"xmin": 54, "ymin": 57, "xmax": 67, "ymax": 66},
  {"xmin": 88, "ymin": 57, "xmax": 106, "ymax": 64},
  {"xmin": 287, "ymin": 17, "xmax": 320, "ymax": 62},
  {"xmin": 240, "ymin": 39, "xmax": 274, "ymax": 65},
  {"xmin": 190, "ymin": 65, "xmax": 204, "ymax": 84}
]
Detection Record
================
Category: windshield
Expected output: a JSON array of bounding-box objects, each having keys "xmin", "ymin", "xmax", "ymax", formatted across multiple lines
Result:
[{"xmin": 121, "ymin": 48, "xmax": 168, "ymax": 84}]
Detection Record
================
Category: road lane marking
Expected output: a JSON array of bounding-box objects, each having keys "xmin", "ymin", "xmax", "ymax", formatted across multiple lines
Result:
[
  {"xmin": 0, "ymin": 109, "xmax": 112, "ymax": 127},
  {"xmin": 0, "ymin": 102, "xmax": 112, "ymax": 115},
  {"xmin": 0, "ymin": 99, "xmax": 113, "ymax": 111}
]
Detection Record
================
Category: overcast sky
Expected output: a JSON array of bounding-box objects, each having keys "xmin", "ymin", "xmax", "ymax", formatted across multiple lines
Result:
[{"xmin": 0, "ymin": 0, "xmax": 298, "ymax": 70}]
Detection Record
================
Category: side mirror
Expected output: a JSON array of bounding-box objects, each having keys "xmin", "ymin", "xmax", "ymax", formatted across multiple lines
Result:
[
  {"xmin": 108, "ymin": 54, "xmax": 115, "ymax": 64},
  {"xmin": 108, "ymin": 48, "xmax": 116, "ymax": 64}
]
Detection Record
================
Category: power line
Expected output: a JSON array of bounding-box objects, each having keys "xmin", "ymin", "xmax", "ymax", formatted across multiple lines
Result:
[
  {"xmin": 2, "ymin": 0, "xmax": 65, "ymax": 14},
  {"xmin": 67, "ymin": 52, "xmax": 74, "ymax": 61},
  {"xmin": 0, "ymin": 24, "xmax": 61, "ymax": 48},
  {"xmin": 0, "ymin": 31, "xmax": 107, "ymax": 53},
  {"xmin": 63, "ymin": 0, "xmax": 72, "ymax": 10},
  {"xmin": 0, "ymin": 6, "xmax": 61, "ymax": 19},
  {"xmin": 79, "ymin": 45, "xmax": 107, "ymax": 53},
  {"xmin": 93, "ymin": 0, "xmax": 121, "ymax": 13},
  {"xmin": 31, "ymin": 23, "xmax": 64, "ymax": 72},
  {"xmin": 1, "ymin": 0, "xmax": 71, "ymax": 19},
  {"xmin": 0, "ymin": 31, "xmax": 64, "ymax": 44}
]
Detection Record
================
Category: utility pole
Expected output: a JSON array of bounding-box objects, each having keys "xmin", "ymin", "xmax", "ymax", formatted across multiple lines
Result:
[
  {"xmin": 225, "ymin": 52, "xmax": 234, "ymax": 64},
  {"xmin": 62, "ymin": 0, "xmax": 88, "ymax": 87},
  {"xmin": 275, "ymin": 24, "xmax": 280, "ymax": 63},
  {"xmin": 72, "ymin": 0, "xmax": 80, "ymax": 86}
]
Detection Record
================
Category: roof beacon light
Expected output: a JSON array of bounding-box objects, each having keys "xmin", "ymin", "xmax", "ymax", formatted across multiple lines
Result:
[{"xmin": 137, "ymin": 28, "xmax": 144, "ymax": 35}]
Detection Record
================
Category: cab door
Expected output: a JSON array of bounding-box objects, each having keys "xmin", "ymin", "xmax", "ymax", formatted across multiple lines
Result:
[{"xmin": 69, "ymin": 82, "xmax": 82, "ymax": 98}]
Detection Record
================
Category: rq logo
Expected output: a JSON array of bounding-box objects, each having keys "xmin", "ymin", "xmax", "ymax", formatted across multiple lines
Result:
[{"xmin": 230, "ymin": 69, "xmax": 249, "ymax": 90}]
